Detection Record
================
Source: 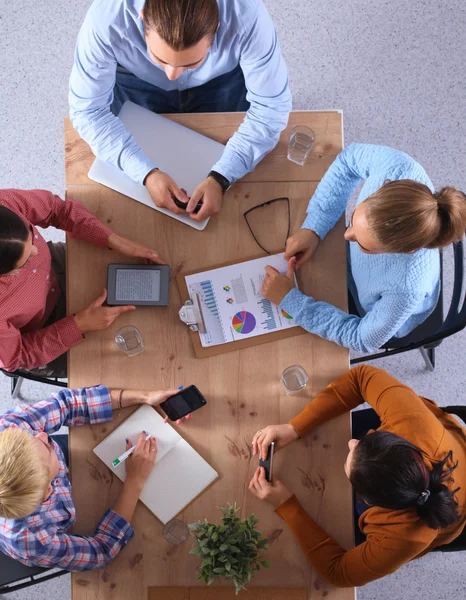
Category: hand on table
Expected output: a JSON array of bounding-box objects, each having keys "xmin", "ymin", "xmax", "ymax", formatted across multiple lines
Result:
[
  {"xmin": 284, "ymin": 229, "xmax": 320, "ymax": 268},
  {"xmin": 251, "ymin": 424, "xmax": 299, "ymax": 460},
  {"xmin": 248, "ymin": 466, "xmax": 293, "ymax": 508},
  {"xmin": 262, "ymin": 257, "xmax": 297, "ymax": 305},
  {"xmin": 74, "ymin": 288, "xmax": 135, "ymax": 334},
  {"xmin": 186, "ymin": 177, "xmax": 224, "ymax": 222},
  {"xmin": 108, "ymin": 233, "xmax": 166, "ymax": 265},
  {"xmin": 144, "ymin": 168, "xmax": 188, "ymax": 214},
  {"xmin": 125, "ymin": 432, "xmax": 157, "ymax": 487},
  {"xmin": 143, "ymin": 387, "xmax": 192, "ymax": 425}
]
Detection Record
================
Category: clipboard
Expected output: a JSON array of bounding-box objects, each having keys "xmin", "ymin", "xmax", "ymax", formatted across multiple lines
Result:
[{"xmin": 176, "ymin": 254, "xmax": 307, "ymax": 359}]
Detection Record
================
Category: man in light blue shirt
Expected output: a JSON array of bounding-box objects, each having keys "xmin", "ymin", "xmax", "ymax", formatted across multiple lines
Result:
[{"xmin": 69, "ymin": 0, "xmax": 292, "ymax": 222}]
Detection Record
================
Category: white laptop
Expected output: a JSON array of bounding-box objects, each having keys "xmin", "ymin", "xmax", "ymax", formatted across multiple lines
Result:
[{"xmin": 88, "ymin": 101, "xmax": 226, "ymax": 231}]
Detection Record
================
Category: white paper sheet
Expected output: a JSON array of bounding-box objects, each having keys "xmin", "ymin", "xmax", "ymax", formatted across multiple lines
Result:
[
  {"xmin": 93, "ymin": 405, "xmax": 218, "ymax": 524},
  {"xmin": 184, "ymin": 253, "xmax": 298, "ymax": 347}
]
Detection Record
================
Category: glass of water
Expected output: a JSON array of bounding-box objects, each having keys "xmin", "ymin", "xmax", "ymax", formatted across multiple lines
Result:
[
  {"xmin": 281, "ymin": 365, "xmax": 309, "ymax": 395},
  {"xmin": 287, "ymin": 125, "xmax": 315, "ymax": 165},
  {"xmin": 162, "ymin": 519, "xmax": 189, "ymax": 545},
  {"xmin": 115, "ymin": 326, "xmax": 144, "ymax": 357}
]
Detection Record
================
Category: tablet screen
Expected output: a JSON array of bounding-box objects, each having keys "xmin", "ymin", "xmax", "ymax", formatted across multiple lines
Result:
[{"xmin": 115, "ymin": 269, "xmax": 161, "ymax": 302}]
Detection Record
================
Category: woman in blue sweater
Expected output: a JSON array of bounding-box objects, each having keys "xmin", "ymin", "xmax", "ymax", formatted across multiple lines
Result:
[{"xmin": 262, "ymin": 144, "xmax": 466, "ymax": 353}]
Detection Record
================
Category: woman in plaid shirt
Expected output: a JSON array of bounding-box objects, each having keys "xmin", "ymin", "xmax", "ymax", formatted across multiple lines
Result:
[{"xmin": 0, "ymin": 383, "xmax": 179, "ymax": 570}]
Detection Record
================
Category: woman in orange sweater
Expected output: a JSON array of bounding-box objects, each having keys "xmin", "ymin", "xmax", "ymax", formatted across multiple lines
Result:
[{"xmin": 249, "ymin": 365, "xmax": 466, "ymax": 587}]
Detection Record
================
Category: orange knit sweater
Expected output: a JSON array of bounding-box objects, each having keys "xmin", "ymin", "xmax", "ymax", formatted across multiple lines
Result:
[{"xmin": 275, "ymin": 365, "xmax": 466, "ymax": 587}]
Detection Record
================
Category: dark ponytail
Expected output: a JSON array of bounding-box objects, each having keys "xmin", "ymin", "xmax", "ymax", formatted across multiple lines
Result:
[
  {"xmin": 350, "ymin": 431, "xmax": 460, "ymax": 530},
  {"xmin": 0, "ymin": 206, "xmax": 29, "ymax": 275},
  {"xmin": 416, "ymin": 450, "xmax": 459, "ymax": 529}
]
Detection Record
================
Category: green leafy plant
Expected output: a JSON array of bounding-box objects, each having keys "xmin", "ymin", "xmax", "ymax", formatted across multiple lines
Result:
[{"xmin": 189, "ymin": 503, "xmax": 269, "ymax": 594}]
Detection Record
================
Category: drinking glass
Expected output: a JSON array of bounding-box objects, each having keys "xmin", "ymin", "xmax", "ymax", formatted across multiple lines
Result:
[
  {"xmin": 287, "ymin": 126, "xmax": 315, "ymax": 165},
  {"xmin": 281, "ymin": 365, "xmax": 309, "ymax": 395},
  {"xmin": 115, "ymin": 326, "xmax": 144, "ymax": 357},
  {"xmin": 162, "ymin": 519, "xmax": 189, "ymax": 545}
]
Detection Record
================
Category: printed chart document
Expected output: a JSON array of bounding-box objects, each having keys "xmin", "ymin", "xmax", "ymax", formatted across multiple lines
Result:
[
  {"xmin": 93, "ymin": 405, "xmax": 218, "ymax": 524},
  {"xmin": 184, "ymin": 253, "xmax": 298, "ymax": 348}
]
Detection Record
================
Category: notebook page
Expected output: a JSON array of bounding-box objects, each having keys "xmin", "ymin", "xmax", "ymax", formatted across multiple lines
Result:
[
  {"xmin": 140, "ymin": 438, "xmax": 218, "ymax": 524},
  {"xmin": 93, "ymin": 405, "xmax": 181, "ymax": 481}
]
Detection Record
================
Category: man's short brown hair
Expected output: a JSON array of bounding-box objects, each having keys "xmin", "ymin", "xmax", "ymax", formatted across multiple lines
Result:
[{"xmin": 143, "ymin": 0, "xmax": 219, "ymax": 51}]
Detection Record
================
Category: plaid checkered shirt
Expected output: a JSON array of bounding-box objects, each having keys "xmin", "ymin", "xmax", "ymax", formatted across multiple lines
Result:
[{"xmin": 0, "ymin": 385, "xmax": 134, "ymax": 570}]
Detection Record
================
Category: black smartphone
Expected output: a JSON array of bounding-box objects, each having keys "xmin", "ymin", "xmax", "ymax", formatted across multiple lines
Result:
[
  {"xmin": 172, "ymin": 196, "xmax": 203, "ymax": 214},
  {"xmin": 259, "ymin": 441, "xmax": 275, "ymax": 482},
  {"xmin": 160, "ymin": 385, "xmax": 207, "ymax": 421}
]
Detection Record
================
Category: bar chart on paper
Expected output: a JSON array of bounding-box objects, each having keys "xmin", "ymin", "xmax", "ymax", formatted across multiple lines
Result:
[
  {"xmin": 184, "ymin": 253, "xmax": 299, "ymax": 347},
  {"xmin": 200, "ymin": 281, "xmax": 218, "ymax": 316},
  {"xmin": 258, "ymin": 299, "xmax": 277, "ymax": 331}
]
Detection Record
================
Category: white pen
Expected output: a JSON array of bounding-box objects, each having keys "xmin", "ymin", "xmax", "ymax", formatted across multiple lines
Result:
[{"xmin": 112, "ymin": 432, "xmax": 151, "ymax": 468}]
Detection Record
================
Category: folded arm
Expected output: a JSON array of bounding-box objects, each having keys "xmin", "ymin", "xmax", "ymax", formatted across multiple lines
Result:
[
  {"xmin": 17, "ymin": 509, "xmax": 134, "ymax": 571},
  {"xmin": 211, "ymin": 2, "xmax": 291, "ymax": 183},
  {"xmin": 0, "ymin": 318, "xmax": 83, "ymax": 372},
  {"xmin": 302, "ymin": 143, "xmax": 419, "ymax": 239},
  {"xmin": 280, "ymin": 288, "xmax": 421, "ymax": 353},
  {"xmin": 289, "ymin": 364, "xmax": 444, "ymax": 441},
  {"xmin": 4, "ymin": 189, "xmax": 112, "ymax": 248},
  {"xmin": 69, "ymin": 19, "xmax": 155, "ymax": 184},
  {"xmin": 0, "ymin": 385, "xmax": 112, "ymax": 433},
  {"xmin": 275, "ymin": 495, "xmax": 430, "ymax": 587}
]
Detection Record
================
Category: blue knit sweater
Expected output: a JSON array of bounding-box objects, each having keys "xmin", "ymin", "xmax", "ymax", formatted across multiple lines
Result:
[{"xmin": 280, "ymin": 143, "xmax": 440, "ymax": 353}]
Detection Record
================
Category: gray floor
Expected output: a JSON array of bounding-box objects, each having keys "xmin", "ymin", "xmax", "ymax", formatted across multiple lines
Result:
[{"xmin": 0, "ymin": 0, "xmax": 465, "ymax": 598}]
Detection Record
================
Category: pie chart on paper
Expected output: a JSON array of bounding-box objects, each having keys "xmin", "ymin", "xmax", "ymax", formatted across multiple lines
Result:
[{"xmin": 232, "ymin": 311, "xmax": 257, "ymax": 335}]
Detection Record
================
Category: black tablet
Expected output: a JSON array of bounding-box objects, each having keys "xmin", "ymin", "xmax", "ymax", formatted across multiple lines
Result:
[{"xmin": 107, "ymin": 264, "xmax": 170, "ymax": 306}]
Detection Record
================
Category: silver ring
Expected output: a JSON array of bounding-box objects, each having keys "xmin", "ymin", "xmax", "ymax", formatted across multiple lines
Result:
[
  {"xmin": 151, "ymin": 449, "xmax": 156, "ymax": 452},
  {"xmin": 258, "ymin": 430, "xmax": 262, "ymax": 434}
]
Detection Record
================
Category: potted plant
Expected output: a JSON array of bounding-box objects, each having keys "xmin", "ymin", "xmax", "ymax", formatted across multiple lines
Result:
[{"xmin": 189, "ymin": 504, "xmax": 270, "ymax": 594}]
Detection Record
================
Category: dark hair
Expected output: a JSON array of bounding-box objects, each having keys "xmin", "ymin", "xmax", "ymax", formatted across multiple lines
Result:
[
  {"xmin": 143, "ymin": 0, "xmax": 219, "ymax": 50},
  {"xmin": 364, "ymin": 181, "xmax": 466, "ymax": 252},
  {"xmin": 350, "ymin": 431, "xmax": 460, "ymax": 530},
  {"xmin": 0, "ymin": 207, "xmax": 29, "ymax": 275}
]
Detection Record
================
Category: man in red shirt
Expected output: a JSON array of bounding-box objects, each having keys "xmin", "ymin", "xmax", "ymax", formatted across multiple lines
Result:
[{"xmin": 0, "ymin": 188, "xmax": 165, "ymax": 377}]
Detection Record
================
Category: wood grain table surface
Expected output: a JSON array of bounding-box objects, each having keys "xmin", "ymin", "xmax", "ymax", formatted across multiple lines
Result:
[{"xmin": 65, "ymin": 110, "xmax": 354, "ymax": 600}]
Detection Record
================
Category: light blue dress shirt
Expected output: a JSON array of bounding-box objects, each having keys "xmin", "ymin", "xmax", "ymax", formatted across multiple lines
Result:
[
  {"xmin": 69, "ymin": 0, "xmax": 292, "ymax": 186},
  {"xmin": 280, "ymin": 144, "xmax": 441, "ymax": 353}
]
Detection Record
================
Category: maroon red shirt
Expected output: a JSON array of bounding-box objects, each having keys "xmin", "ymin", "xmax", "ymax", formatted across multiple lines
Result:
[{"xmin": 0, "ymin": 189, "xmax": 112, "ymax": 371}]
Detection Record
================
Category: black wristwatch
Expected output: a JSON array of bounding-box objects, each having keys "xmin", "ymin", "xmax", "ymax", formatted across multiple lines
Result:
[{"xmin": 208, "ymin": 170, "xmax": 231, "ymax": 194}]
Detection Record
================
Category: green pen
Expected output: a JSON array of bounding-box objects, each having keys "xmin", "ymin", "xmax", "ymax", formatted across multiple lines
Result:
[{"xmin": 112, "ymin": 432, "xmax": 151, "ymax": 468}]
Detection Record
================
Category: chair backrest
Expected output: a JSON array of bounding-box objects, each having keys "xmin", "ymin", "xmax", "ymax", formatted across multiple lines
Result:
[
  {"xmin": 434, "ymin": 405, "xmax": 466, "ymax": 552},
  {"xmin": 443, "ymin": 405, "xmax": 466, "ymax": 425},
  {"xmin": 387, "ymin": 240, "xmax": 466, "ymax": 353},
  {"xmin": 427, "ymin": 240, "xmax": 466, "ymax": 344}
]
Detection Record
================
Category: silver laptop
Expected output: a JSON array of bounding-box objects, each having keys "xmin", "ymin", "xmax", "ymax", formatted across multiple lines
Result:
[{"xmin": 88, "ymin": 101, "xmax": 226, "ymax": 231}]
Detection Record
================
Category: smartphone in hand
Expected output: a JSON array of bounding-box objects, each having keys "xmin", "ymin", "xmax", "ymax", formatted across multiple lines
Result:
[
  {"xmin": 160, "ymin": 385, "xmax": 207, "ymax": 421},
  {"xmin": 172, "ymin": 196, "xmax": 203, "ymax": 214},
  {"xmin": 259, "ymin": 441, "xmax": 275, "ymax": 482}
]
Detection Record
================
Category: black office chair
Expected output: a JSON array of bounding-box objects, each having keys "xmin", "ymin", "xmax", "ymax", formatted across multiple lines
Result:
[
  {"xmin": 350, "ymin": 240, "xmax": 466, "ymax": 371},
  {"xmin": 0, "ymin": 369, "xmax": 67, "ymax": 400},
  {"xmin": 0, "ymin": 549, "xmax": 67, "ymax": 594},
  {"xmin": 351, "ymin": 405, "xmax": 466, "ymax": 552}
]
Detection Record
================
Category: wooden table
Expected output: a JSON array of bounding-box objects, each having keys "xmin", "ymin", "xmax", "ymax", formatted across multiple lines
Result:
[{"xmin": 65, "ymin": 111, "xmax": 354, "ymax": 600}]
